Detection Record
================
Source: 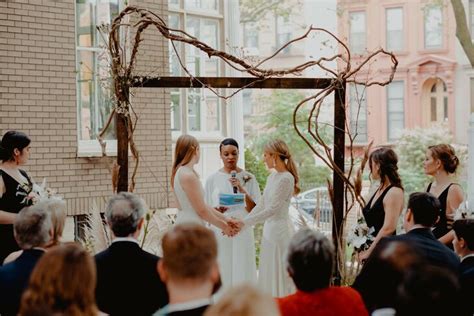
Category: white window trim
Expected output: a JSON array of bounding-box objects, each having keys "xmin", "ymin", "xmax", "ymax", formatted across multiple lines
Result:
[{"xmin": 77, "ymin": 139, "xmax": 117, "ymax": 157}]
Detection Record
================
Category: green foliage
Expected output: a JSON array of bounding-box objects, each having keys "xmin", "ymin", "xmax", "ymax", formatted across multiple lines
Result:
[
  {"xmin": 244, "ymin": 148, "xmax": 269, "ymax": 191},
  {"xmin": 395, "ymin": 124, "xmax": 467, "ymax": 193},
  {"xmin": 247, "ymin": 90, "xmax": 332, "ymax": 191}
]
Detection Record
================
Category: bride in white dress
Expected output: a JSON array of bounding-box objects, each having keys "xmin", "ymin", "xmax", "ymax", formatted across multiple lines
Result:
[
  {"xmin": 171, "ymin": 135, "xmax": 239, "ymax": 236},
  {"xmin": 204, "ymin": 138, "xmax": 261, "ymax": 289},
  {"xmin": 242, "ymin": 139, "xmax": 300, "ymax": 297}
]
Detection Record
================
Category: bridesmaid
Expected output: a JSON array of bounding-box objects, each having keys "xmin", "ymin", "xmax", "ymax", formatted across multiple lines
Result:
[
  {"xmin": 205, "ymin": 138, "xmax": 261, "ymax": 289},
  {"xmin": 0, "ymin": 131, "xmax": 34, "ymax": 264},
  {"xmin": 359, "ymin": 147, "xmax": 404, "ymax": 263},
  {"xmin": 424, "ymin": 144, "xmax": 464, "ymax": 247}
]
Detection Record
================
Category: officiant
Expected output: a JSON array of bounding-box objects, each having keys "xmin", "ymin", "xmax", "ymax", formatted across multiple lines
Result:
[{"xmin": 204, "ymin": 138, "xmax": 261, "ymax": 289}]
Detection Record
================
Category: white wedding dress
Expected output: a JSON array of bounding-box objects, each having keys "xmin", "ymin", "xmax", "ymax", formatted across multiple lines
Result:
[
  {"xmin": 205, "ymin": 170, "xmax": 261, "ymax": 289},
  {"xmin": 174, "ymin": 166, "xmax": 205, "ymax": 225},
  {"xmin": 243, "ymin": 171, "xmax": 296, "ymax": 297}
]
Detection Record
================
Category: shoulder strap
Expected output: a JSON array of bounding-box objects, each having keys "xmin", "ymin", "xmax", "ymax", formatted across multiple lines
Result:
[
  {"xmin": 426, "ymin": 182, "xmax": 432, "ymax": 192},
  {"xmin": 380, "ymin": 184, "xmax": 394, "ymax": 199}
]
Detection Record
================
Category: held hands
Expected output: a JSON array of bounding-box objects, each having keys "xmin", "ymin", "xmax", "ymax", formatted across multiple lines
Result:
[{"xmin": 222, "ymin": 217, "xmax": 244, "ymax": 237}]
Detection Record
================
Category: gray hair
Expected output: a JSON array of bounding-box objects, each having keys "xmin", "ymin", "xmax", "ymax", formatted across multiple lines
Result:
[
  {"xmin": 286, "ymin": 229, "xmax": 334, "ymax": 291},
  {"xmin": 105, "ymin": 192, "xmax": 147, "ymax": 237},
  {"xmin": 14, "ymin": 202, "xmax": 52, "ymax": 249}
]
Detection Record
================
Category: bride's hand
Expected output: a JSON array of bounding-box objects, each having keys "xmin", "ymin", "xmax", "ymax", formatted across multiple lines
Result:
[{"xmin": 222, "ymin": 218, "xmax": 243, "ymax": 237}]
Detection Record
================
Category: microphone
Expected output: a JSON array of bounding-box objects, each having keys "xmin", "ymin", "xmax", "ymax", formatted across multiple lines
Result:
[{"xmin": 231, "ymin": 170, "xmax": 238, "ymax": 194}]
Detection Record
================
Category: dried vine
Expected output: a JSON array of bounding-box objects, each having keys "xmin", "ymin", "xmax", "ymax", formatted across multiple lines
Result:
[{"xmin": 104, "ymin": 6, "xmax": 398, "ymax": 275}]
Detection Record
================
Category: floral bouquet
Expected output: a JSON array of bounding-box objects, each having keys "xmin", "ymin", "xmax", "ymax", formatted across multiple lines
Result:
[
  {"xmin": 347, "ymin": 216, "xmax": 375, "ymax": 253},
  {"xmin": 18, "ymin": 178, "xmax": 62, "ymax": 206},
  {"xmin": 454, "ymin": 200, "xmax": 473, "ymax": 220}
]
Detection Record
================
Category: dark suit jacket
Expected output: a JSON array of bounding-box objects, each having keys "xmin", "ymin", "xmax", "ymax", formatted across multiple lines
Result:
[
  {"xmin": 460, "ymin": 256, "xmax": 474, "ymax": 315},
  {"xmin": 95, "ymin": 241, "xmax": 168, "ymax": 316},
  {"xmin": 0, "ymin": 249, "xmax": 44, "ymax": 316},
  {"xmin": 388, "ymin": 228, "xmax": 460, "ymax": 273}
]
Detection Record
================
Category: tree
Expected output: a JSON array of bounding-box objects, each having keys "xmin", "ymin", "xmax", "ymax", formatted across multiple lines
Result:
[
  {"xmin": 247, "ymin": 90, "xmax": 332, "ymax": 191},
  {"xmin": 239, "ymin": 0, "xmax": 302, "ymax": 24},
  {"xmin": 451, "ymin": 0, "xmax": 474, "ymax": 67},
  {"xmin": 244, "ymin": 148, "xmax": 269, "ymax": 191},
  {"xmin": 396, "ymin": 124, "xmax": 467, "ymax": 194}
]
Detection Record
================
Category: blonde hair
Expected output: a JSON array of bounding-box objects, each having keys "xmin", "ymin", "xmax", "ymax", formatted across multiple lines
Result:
[
  {"xmin": 204, "ymin": 284, "xmax": 280, "ymax": 316},
  {"xmin": 265, "ymin": 139, "xmax": 300, "ymax": 195},
  {"xmin": 45, "ymin": 199, "xmax": 66, "ymax": 246},
  {"xmin": 171, "ymin": 135, "xmax": 199, "ymax": 187}
]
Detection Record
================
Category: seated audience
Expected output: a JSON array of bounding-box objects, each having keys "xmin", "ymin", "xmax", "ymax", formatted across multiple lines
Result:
[
  {"xmin": 95, "ymin": 192, "xmax": 168, "ymax": 316},
  {"xmin": 155, "ymin": 223, "xmax": 221, "ymax": 316},
  {"xmin": 278, "ymin": 229, "xmax": 368, "ymax": 316},
  {"xmin": 4, "ymin": 199, "xmax": 66, "ymax": 264},
  {"xmin": 395, "ymin": 265, "xmax": 463, "ymax": 316},
  {"xmin": 204, "ymin": 284, "xmax": 280, "ymax": 316},
  {"xmin": 352, "ymin": 239, "xmax": 423, "ymax": 313},
  {"xmin": 20, "ymin": 242, "xmax": 99, "ymax": 316},
  {"xmin": 388, "ymin": 192, "xmax": 459, "ymax": 273},
  {"xmin": 0, "ymin": 202, "xmax": 53, "ymax": 316},
  {"xmin": 453, "ymin": 219, "xmax": 474, "ymax": 315}
]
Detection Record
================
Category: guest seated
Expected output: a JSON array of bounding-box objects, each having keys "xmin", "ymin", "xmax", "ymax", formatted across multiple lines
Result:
[
  {"xmin": 95, "ymin": 192, "xmax": 168, "ymax": 316},
  {"xmin": 395, "ymin": 265, "xmax": 463, "ymax": 316},
  {"xmin": 3, "ymin": 199, "xmax": 66, "ymax": 264},
  {"xmin": 277, "ymin": 229, "xmax": 368, "ymax": 316},
  {"xmin": 20, "ymin": 243, "xmax": 99, "ymax": 316},
  {"xmin": 388, "ymin": 192, "xmax": 459, "ymax": 273},
  {"xmin": 204, "ymin": 284, "xmax": 279, "ymax": 316},
  {"xmin": 352, "ymin": 239, "xmax": 422, "ymax": 313},
  {"xmin": 155, "ymin": 223, "xmax": 221, "ymax": 316},
  {"xmin": 453, "ymin": 219, "xmax": 474, "ymax": 315},
  {"xmin": 0, "ymin": 202, "xmax": 53, "ymax": 316}
]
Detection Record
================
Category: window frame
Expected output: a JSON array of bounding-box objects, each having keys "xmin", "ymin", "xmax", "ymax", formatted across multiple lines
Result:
[
  {"xmin": 386, "ymin": 80, "xmax": 405, "ymax": 142},
  {"xmin": 349, "ymin": 11, "xmax": 367, "ymax": 55},
  {"xmin": 385, "ymin": 7, "xmax": 404, "ymax": 52},
  {"xmin": 75, "ymin": 0, "xmax": 123, "ymax": 157},
  {"xmin": 169, "ymin": 1, "xmax": 225, "ymax": 139}
]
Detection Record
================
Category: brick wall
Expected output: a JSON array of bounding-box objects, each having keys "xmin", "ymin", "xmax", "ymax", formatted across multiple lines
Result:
[{"xmin": 0, "ymin": 0, "xmax": 171, "ymax": 215}]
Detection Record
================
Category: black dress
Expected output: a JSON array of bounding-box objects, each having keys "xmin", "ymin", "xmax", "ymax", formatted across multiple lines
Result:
[
  {"xmin": 426, "ymin": 183, "xmax": 456, "ymax": 240},
  {"xmin": 362, "ymin": 185, "xmax": 395, "ymax": 237},
  {"xmin": 0, "ymin": 169, "xmax": 33, "ymax": 264}
]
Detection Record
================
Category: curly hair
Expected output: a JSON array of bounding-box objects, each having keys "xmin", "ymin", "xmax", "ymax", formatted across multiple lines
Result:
[{"xmin": 20, "ymin": 243, "xmax": 98, "ymax": 316}]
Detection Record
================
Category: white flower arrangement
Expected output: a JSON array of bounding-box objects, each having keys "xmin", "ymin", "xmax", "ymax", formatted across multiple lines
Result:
[
  {"xmin": 18, "ymin": 178, "xmax": 62, "ymax": 206},
  {"xmin": 454, "ymin": 200, "xmax": 473, "ymax": 221},
  {"xmin": 347, "ymin": 216, "xmax": 375, "ymax": 253}
]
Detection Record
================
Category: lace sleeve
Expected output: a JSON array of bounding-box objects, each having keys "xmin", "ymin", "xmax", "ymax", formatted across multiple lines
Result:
[{"xmin": 243, "ymin": 175, "xmax": 293, "ymax": 227}]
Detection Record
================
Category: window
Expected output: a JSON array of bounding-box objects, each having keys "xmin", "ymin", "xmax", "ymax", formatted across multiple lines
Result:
[
  {"xmin": 387, "ymin": 81, "xmax": 405, "ymax": 141},
  {"xmin": 76, "ymin": 0, "xmax": 121, "ymax": 155},
  {"xmin": 386, "ymin": 7, "xmax": 403, "ymax": 51},
  {"xmin": 429, "ymin": 79, "xmax": 448, "ymax": 123},
  {"xmin": 349, "ymin": 84, "xmax": 368, "ymax": 143},
  {"xmin": 169, "ymin": 1, "xmax": 223, "ymax": 134},
  {"xmin": 349, "ymin": 11, "xmax": 366, "ymax": 54},
  {"xmin": 276, "ymin": 15, "xmax": 292, "ymax": 54},
  {"xmin": 243, "ymin": 22, "xmax": 258, "ymax": 49},
  {"xmin": 424, "ymin": 5, "xmax": 443, "ymax": 49}
]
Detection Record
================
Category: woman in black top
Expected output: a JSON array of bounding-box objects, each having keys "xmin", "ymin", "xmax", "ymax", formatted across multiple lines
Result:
[
  {"xmin": 359, "ymin": 147, "xmax": 404, "ymax": 263},
  {"xmin": 424, "ymin": 144, "xmax": 463, "ymax": 246},
  {"xmin": 0, "ymin": 131, "xmax": 33, "ymax": 264}
]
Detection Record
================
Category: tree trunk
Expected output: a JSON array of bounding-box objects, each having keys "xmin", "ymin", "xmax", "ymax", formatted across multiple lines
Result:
[{"xmin": 451, "ymin": 0, "xmax": 474, "ymax": 67}]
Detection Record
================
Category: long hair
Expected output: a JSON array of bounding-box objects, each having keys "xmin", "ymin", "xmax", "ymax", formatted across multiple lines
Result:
[
  {"xmin": 171, "ymin": 135, "xmax": 199, "ymax": 187},
  {"xmin": 369, "ymin": 147, "xmax": 403, "ymax": 189},
  {"xmin": 20, "ymin": 243, "xmax": 98, "ymax": 316},
  {"xmin": 428, "ymin": 144, "xmax": 459, "ymax": 174},
  {"xmin": 264, "ymin": 139, "xmax": 300, "ymax": 195}
]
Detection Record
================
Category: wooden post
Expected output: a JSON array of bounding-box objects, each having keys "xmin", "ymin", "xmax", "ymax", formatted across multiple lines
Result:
[
  {"xmin": 116, "ymin": 110, "xmax": 129, "ymax": 192},
  {"xmin": 332, "ymin": 81, "xmax": 346, "ymax": 285}
]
